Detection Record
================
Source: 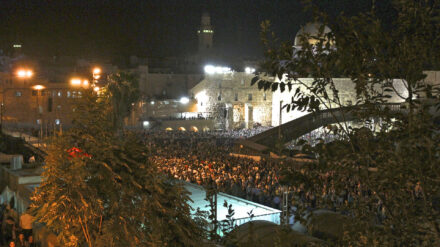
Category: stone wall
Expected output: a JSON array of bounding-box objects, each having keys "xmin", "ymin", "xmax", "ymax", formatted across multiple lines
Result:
[{"xmin": 190, "ymin": 72, "xmax": 273, "ymax": 129}]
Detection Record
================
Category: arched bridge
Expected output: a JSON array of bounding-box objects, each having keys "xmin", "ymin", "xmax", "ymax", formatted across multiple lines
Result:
[{"xmin": 237, "ymin": 103, "xmax": 404, "ymax": 152}]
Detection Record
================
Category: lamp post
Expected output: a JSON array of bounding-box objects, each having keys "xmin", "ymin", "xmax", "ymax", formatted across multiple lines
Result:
[
  {"xmin": 32, "ymin": 85, "xmax": 45, "ymax": 144},
  {"xmin": 92, "ymin": 67, "xmax": 101, "ymax": 86}
]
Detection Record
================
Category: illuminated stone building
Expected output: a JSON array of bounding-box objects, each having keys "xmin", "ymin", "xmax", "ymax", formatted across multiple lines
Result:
[
  {"xmin": 190, "ymin": 70, "xmax": 273, "ymax": 130},
  {"xmin": 0, "ymin": 73, "xmax": 89, "ymax": 132}
]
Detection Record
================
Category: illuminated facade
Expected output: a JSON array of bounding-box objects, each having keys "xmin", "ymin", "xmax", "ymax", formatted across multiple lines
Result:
[{"xmin": 190, "ymin": 72, "xmax": 273, "ymax": 130}]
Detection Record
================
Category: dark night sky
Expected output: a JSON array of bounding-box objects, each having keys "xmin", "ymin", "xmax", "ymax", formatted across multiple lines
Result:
[{"xmin": 0, "ymin": 0, "xmax": 379, "ymax": 62}]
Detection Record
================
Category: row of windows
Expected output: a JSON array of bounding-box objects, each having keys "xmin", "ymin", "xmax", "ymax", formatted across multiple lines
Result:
[
  {"xmin": 37, "ymin": 119, "xmax": 61, "ymax": 125},
  {"xmin": 217, "ymin": 93, "xmax": 266, "ymax": 102},
  {"xmin": 14, "ymin": 90, "xmax": 82, "ymax": 98}
]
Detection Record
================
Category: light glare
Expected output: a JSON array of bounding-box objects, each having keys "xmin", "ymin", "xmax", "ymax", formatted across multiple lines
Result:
[{"xmin": 180, "ymin": 97, "xmax": 190, "ymax": 104}]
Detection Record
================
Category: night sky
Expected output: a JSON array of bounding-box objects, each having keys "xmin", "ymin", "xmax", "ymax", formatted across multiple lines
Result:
[{"xmin": 0, "ymin": 0, "xmax": 379, "ymax": 62}]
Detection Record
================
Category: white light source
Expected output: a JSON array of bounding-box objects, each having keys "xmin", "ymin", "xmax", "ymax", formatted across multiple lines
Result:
[
  {"xmin": 143, "ymin": 121, "xmax": 150, "ymax": 127},
  {"xmin": 180, "ymin": 97, "xmax": 190, "ymax": 104},
  {"xmin": 204, "ymin": 65, "xmax": 216, "ymax": 74},
  {"xmin": 204, "ymin": 65, "xmax": 232, "ymax": 74},
  {"xmin": 245, "ymin": 67, "xmax": 255, "ymax": 74},
  {"xmin": 150, "ymin": 101, "xmax": 155, "ymax": 105}
]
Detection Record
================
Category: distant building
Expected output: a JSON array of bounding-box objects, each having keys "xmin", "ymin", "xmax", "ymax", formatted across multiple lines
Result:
[{"xmin": 190, "ymin": 71, "xmax": 272, "ymax": 130}]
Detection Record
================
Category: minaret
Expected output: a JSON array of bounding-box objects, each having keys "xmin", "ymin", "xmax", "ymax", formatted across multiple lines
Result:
[{"xmin": 198, "ymin": 12, "xmax": 214, "ymax": 53}]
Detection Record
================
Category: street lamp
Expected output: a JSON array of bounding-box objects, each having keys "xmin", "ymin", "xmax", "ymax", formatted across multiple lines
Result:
[
  {"xmin": 70, "ymin": 78, "xmax": 89, "ymax": 88},
  {"xmin": 16, "ymin": 69, "xmax": 33, "ymax": 79},
  {"xmin": 92, "ymin": 67, "xmax": 101, "ymax": 85},
  {"xmin": 32, "ymin": 84, "xmax": 45, "ymax": 143}
]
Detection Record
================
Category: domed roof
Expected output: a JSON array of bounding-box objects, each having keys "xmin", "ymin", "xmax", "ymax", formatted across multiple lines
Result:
[{"xmin": 294, "ymin": 23, "xmax": 332, "ymax": 47}]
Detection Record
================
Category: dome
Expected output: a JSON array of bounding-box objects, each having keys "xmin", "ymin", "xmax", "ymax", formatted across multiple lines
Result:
[{"xmin": 294, "ymin": 23, "xmax": 332, "ymax": 47}]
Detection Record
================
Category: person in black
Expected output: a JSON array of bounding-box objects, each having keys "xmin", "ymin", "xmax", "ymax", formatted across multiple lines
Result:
[{"xmin": 3, "ymin": 216, "xmax": 16, "ymax": 244}]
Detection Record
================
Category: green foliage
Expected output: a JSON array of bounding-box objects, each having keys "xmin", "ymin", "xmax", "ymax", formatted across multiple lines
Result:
[
  {"xmin": 106, "ymin": 72, "xmax": 140, "ymax": 131},
  {"xmin": 32, "ymin": 90, "xmax": 205, "ymax": 246},
  {"xmin": 257, "ymin": 0, "xmax": 440, "ymax": 245}
]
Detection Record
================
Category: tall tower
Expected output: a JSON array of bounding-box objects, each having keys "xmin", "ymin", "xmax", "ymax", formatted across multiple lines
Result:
[{"xmin": 198, "ymin": 12, "xmax": 214, "ymax": 53}]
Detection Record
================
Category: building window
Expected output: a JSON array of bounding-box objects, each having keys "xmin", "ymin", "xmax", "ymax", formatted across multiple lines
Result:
[
  {"xmin": 241, "ymin": 79, "xmax": 244, "ymax": 85},
  {"xmin": 15, "ymin": 91, "xmax": 22, "ymax": 97},
  {"xmin": 32, "ymin": 90, "xmax": 37, "ymax": 96},
  {"xmin": 217, "ymin": 93, "xmax": 222, "ymax": 101},
  {"xmin": 234, "ymin": 93, "xmax": 238, "ymax": 101},
  {"xmin": 248, "ymin": 94, "xmax": 252, "ymax": 101},
  {"xmin": 263, "ymin": 93, "xmax": 267, "ymax": 101},
  {"xmin": 55, "ymin": 119, "xmax": 60, "ymax": 125},
  {"xmin": 57, "ymin": 105, "xmax": 61, "ymax": 110},
  {"xmin": 67, "ymin": 91, "xmax": 71, "ymax": 98},
  {"xmin": 36, "ymin": 119, "xmax": 41, "ymax": 125},
  {"xmin": 58, "ymin": 91, "xmax": 62, "ymax": 97}
]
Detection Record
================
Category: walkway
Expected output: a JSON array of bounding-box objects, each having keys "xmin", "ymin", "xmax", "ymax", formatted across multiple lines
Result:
[{"xmin": 239, "ymin": 103, "xmax": 404, "ymax": 151}]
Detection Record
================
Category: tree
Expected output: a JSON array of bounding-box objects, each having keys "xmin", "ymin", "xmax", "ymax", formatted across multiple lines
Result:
[
  {"xmin": 106, "ymin": 72, "xmax": 140, "ymax": 131},
  {"xmin": 253, "ymin": 0, "xmax": 440, "ymax": 245},
  {"xmin": 31, "ymin": 87, "xmax": 205, "ymax": 246}
]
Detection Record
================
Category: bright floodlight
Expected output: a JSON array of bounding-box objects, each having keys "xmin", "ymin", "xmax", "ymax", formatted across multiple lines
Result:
[
  {"xmin": 70, "ymin": 78, "xmax": 82, "ymax": 86},
  {"xmin": 180, "ymin": 97, "xmax": 190, "ymax": 104},
  {"xmin": 204, "ymin": 65, "xmax": 215, "ymax": 74},
  {"xmin": 93, "ymin": 86, "xmax": 100, "ymax": 92},
  {"xmin": 83, "ymin": 80, "xmax": 89, "ymax": 86},
  {"xmin": 17, "ymin": 69, "xmax": 33, "ymax": 78},
  {"xmin": 93, "ymin": 67, "xmax": 101, "ymax": 74},
  {"xmin": 150, "ymin": 101, "xmax": 155, "ymax": 105},
  {"xmin": 245, "ymin": 67, "xmax": 255, "ymax": 74},
  {"xmin": 32, "ymin": 85, "xmax": 45, "ymax": 90}
]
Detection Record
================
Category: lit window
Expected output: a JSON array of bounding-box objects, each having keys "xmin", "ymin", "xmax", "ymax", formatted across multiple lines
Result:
[
  {"xmin": 67, "ymin": 91, "xmax": 71, "ymax": 98},
  {"xmin": 58, "ymin": 91, "xmax": 62, "ymax": 97},
  {"xmin": 36, "ymin": 119, "xmax": 41, "ymax": 125},
  {"xmin": 15, "ymin": 91, "xmax": 22, "ymax": 97},
  {"xmin": 248, "ymin": 94, "xmax": 252, "ymax": 101},
  {"xmin": 55, "ymin": 119, "xmax": 60, "ymax": 125}
]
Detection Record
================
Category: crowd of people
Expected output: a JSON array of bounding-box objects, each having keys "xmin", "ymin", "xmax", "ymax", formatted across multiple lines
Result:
[
  {"xmin": 0, "ymin": 205, "xmax": 35, "ymax": 247},
  {"xmin": 143, "ymin": 130, "xmax": 286, "ymax": 209}
]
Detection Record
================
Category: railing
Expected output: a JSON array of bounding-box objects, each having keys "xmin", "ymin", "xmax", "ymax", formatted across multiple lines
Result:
[{"xmin": 247, "ymin": 103, "xmax": 404, "ymax": 148}]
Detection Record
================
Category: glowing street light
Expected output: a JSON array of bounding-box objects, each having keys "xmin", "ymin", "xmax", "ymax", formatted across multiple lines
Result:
[
  {"xmin": 93, "ymin": 67, "xmax": 101, "ymax": 74},
  {"xmin": 16, "ymin": 69, "xmax": 33, "ymax": 78},
  {"xmin": 93, "ymin": 86, "xmax": 100, "ymax": 92},
  {"xmin": 32, "ymin": 85, "xmax": 45, "ymax": 90},
  {"xmin": 70, "ymin": 78, "xmax": 89, "ymax": 88},
  {"xmin": 70, "ymin": 78, "xmax": 82, "ymax": 86}
]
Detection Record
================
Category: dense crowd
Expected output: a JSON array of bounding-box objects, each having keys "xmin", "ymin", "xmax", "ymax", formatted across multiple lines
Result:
[
  {"xmin": 0, "ymin": 205, "xmax": 35, "ymax": 247},
  {"xmin": 143, "ymin": 130, "xmax": 285, "ymax": 209},
  {"xmin": 143, "ymin": 128, "xmax": 392, "ymax": 225}
]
